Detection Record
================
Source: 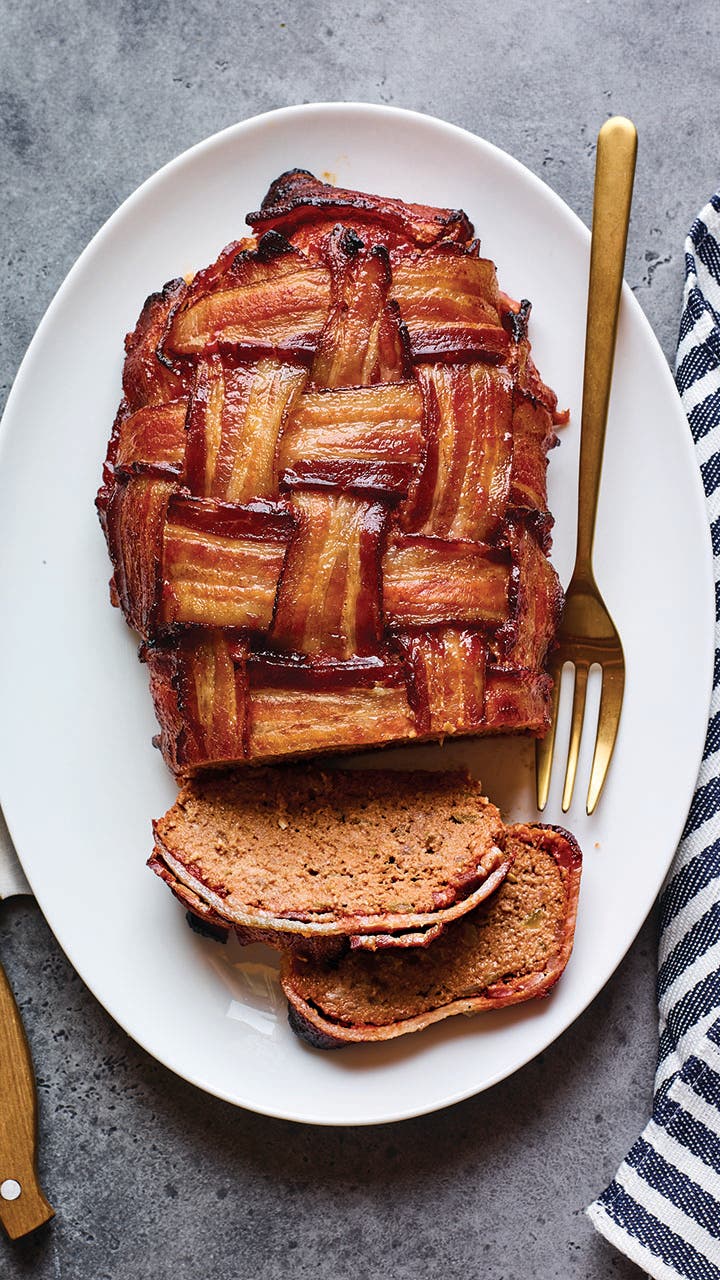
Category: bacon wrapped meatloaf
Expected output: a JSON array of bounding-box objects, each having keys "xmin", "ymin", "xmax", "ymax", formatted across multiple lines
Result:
[{"xmin": 97, "ymin": 170, "xmax": 565, "ymax": 772}]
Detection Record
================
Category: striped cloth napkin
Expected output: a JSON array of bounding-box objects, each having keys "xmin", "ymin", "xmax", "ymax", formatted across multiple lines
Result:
[{"xmin": 587, "ymin": 193, "xmax": 720, "ymax": 1279}]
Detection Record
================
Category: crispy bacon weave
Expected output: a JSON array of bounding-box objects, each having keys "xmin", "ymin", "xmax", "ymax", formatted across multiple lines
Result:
[{"xmin": 97, "ymin": 171, "xmax": 565, "ymax": 772}]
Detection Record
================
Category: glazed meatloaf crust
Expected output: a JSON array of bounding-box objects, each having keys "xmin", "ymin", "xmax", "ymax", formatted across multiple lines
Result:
[
  {"xmin": 96, "ymin": 169, "xmax": 565, "ymax": 774},
  {"xmin": 282, "ymin": 823, "xmax": 582, "ymax": 1046},
  {"xmin": 149, "ymin": 767, "xmax": 511, "ymax": 951}
]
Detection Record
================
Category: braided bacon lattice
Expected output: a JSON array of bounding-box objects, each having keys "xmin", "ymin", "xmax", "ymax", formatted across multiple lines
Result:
[{"xmin": 97, "ymin": 171, "xmax": 565, "ymax": 773}]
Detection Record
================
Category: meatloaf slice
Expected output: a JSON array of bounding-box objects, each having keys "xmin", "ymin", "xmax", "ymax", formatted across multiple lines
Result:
[
  {"xmin": 282, "ymin": 823, "xmax": 581, "ymax": 1046},
  {"xmin": 149, "ymin": 766, "xmax": 509, "ymax": 951}
]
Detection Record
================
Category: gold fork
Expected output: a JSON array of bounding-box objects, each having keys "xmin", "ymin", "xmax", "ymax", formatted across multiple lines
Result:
[{"xmin": 536, "ymin": 116, "xmax": 637, "ymax": 816}]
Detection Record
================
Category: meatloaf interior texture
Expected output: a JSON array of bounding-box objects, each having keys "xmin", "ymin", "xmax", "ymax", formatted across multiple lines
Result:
[
  {"xmin": 151, "ymin": 766, "xmax": 507, "ymax": 937},
  {"xmin": 281, "ymin": 823, "xmax": 582, "ymax": 1045}
]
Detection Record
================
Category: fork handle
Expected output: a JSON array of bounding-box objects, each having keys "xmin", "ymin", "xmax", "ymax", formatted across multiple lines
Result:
[{"xmin": 574, "ymin": 116, "xmax": 637, "ymax": 580}]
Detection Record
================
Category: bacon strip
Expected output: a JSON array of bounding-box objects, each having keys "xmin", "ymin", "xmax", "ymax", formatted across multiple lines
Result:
[
  {"xmin": 248, "ymin": 671, "xmax": 416, "ymax": 759},
  {"xmin": 483, "ymin": 666, "xmax": 552, "ymax": 734},
  {"xmin": 397, "ymin": 627, "xmax": 487, "ymax": 735},
  {"xmin": 282, "ymin": 383, "xmax": 423, "ymax": 462},
  {"xmin": 505, "ymin": 522, "xmax": 564, "ymax": 669},
  {"xmin": 113, "ymin": 402, "xmax": 188, "ymax": 478},
  {"xmin": 248, "ymin": 169, "xmax": 473, "ymax": 247},
  {"xmin": 122, "ymin": 280, "xmax": 191, "ymax": 411},
  {"xmin": 145, "ymin": 631, "xmax": 248, "ymax": 772},
  {"xmin": 185, "ymin": 356, "xmax": 306, "ymax": 502},
  {"xmin": 509, "ymin": 393, "xmax": 557, "ymax": 521},
  {"xmin": 160, "ymin": 496, "xmax": 294, "ymax": 631},
  {"xmin": 510, "ymin": 333, "xmax": 564, "ymax": 419},
  {"xmin": 402, "ymin": 363, "xmax": 512, "ymax": 540},
  {"xmin": 105, "ymin": 476, "xmax": 177, "ymax": 636},
  {"xmin": 391, "ymin": 247, "xmax": 509, "ymax": 363},
  {"xmin": 247, "ymin": 652, "xmax": 398, "ymax": 687},
  {"xmin": 383, "ymin": 535, "xmax": 511, "ymax": 628},
  {"xmin": 312, "ymin": 238, "xmax": 408, "ymax": 387},
  {"xmin": 271, "ymin": 492, "xmax": 388, "ymax": 658},
  {"xmin": 165, "ymin": 240, "xmax": 331, "ymax": 359},
  {"xmin": 280, "ymin": 460, "xmax": 417, "ymax": 495},
  {"xmin": 186, "ymin": 238, "xmax": 254, "ymax": 294},
  {"xmin": 279, "ymin": 382, "xmax": 423, "ymax": 495}
]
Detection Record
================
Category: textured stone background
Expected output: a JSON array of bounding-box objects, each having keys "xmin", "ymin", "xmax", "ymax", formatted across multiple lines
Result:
[{"xmin": 1, "ymin": 2, "xmax": 716, "ymax": 1276}]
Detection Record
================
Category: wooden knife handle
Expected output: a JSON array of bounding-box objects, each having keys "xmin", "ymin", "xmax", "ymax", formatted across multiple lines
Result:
[{"xmin": 0, "ymin": 959, "xmax": 54, "ymax": 1238}]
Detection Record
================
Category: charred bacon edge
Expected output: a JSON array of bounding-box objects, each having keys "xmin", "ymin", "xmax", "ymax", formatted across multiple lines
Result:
[
  {"xmin": 280, "ymin": 459, "xmax": 416, "ymax": 497},
  {"xmin": 165, "ymin": 494, "xmax": 296, "ymax": 542},
  {"xmin": 248, "ymin": 168, "xmax": 474, "ymax": 246}
]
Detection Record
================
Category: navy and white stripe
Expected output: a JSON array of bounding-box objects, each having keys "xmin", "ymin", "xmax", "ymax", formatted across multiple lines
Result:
[{"xmin": 588, "ymin": 193, "xmax": 720, "ymax": 1278}]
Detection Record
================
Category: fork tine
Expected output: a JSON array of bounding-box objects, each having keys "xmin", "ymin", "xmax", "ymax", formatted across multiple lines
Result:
[
  {"xmin": 535, "ymin": 657, "xmax": 564, "ymax": 811},
  {"xmin": 561, "ymin": 662, "xmax": 589, "ymax": 813},
  {"xmin": 586, "ymin": 660, "xmax": 625, "ymax": 815}
]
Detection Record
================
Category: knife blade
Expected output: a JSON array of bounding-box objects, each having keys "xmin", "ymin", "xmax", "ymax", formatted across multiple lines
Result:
[
  {"xmin": 0, "ymin": 804, "xmax": 54, "ymax": 1238},
  {"xmin": 0, "ymin": 808, "xmax": 31, "ymax": 900}
]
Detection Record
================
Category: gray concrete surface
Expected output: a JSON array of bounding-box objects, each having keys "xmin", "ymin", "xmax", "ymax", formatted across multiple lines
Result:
[{"xmin": 1, "ymin": 1, "xmax": 716, "ymax": 1276}]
